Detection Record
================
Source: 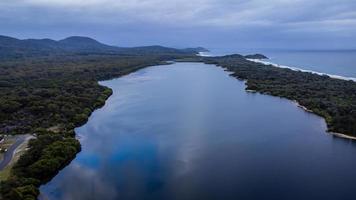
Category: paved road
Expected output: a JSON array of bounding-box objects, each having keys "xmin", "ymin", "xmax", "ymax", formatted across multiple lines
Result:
[{"xmin": 0, "ymin": 135, "xmax": 27, "ymax": 170}]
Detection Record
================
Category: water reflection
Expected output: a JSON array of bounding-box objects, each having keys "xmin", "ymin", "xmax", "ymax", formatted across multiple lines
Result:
[{"xmin": 41, "ymin": 63, "xmax": 356, "ymax": 200}]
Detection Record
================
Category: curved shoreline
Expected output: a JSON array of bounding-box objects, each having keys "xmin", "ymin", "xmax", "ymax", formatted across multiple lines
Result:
[
  {"xmin": 199, "ymin": 51, "xmax": 356, "ymax": 82},
  {"xmin": 38, "ymin": 61, "xmax": 356, "ymax": 200},
  {"xmin": 329, "ymin": 132, "xmax": 356, "ymax": 140},
  {"xmin": 5, "ymin": 57, "xmax": 355, "ymax": 199},
  {"xmin": 247, "ymin": 58, "xmax": 356, "ymax": 82},
  {"xmin": 248, "ymin": 59, "xmax": 356, "ymax": 140},
  {"xmin": 292, "ymin": 101, "xmax": 356, "ymax": 141},
  {"xmin": 218, "ymin": 63, "xmax": 356, "ymax": 141}
]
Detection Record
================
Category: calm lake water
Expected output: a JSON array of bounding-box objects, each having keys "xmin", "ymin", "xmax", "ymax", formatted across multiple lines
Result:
[
  {"xmin": 40, "ymin": 63, "xmax": 356, "ymax": 200},
  {"xmin": 205, "ymin": 48, "xmax": 356, "ymax": 78}
]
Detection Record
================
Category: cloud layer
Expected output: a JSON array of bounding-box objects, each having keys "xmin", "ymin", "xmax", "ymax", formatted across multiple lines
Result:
[{"xmin": 1, "ymin": 0, "xmax": 356, "ymax": 49}]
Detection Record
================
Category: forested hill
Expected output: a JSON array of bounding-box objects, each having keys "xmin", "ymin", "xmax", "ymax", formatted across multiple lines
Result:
[{"xmin": 0, "ymin": 35, "xmax": 203, "ymax": 60}]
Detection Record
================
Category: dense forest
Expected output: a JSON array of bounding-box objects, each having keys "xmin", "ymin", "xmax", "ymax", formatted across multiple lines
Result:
[
  {"xmin": 201, "ymin": 54, "xmax": 356, "ymax": 136},
  {"xmin": 1, "ymin": 35, "xmax": 356, "ymax": 199},
  {"xmin": 0, "ymin": 36, "xmax": 199, "ymax": 200}
]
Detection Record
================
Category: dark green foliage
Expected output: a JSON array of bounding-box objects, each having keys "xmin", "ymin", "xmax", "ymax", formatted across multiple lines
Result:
[
  {"xmin": 0, "ymin": 54, "xmax": 168, "ymax": 134},
  {"xmin": 2, "ymin": 182, "xmax": 39, "ymax": 200},
  {"xmin": 0, "ymin": 132, "xmax": 79, "ymax": 200},
  {"xmin": 203, "ymin": 54, "xmax": 356, "ymax": 135},
  {"xmin": 0, "ymin": 38, "xmax": 199, "ymax": 199},
  {"xmin": 25, "ymin": 138, "xmax": 80, "ymax": 181},
  {"xmin": 244, "ymin": 54, "xmax": 268, "ymax": 59}
]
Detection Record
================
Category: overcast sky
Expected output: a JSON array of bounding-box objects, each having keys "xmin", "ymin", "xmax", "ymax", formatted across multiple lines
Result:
[{"xmin": 1, "ymin": 0, "xmax": 356, "ymax": 49}]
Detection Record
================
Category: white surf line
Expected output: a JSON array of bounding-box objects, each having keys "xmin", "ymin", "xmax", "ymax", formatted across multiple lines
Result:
[
  {"xmin": 247, "ymin": 59, "xmax": 356, "ymax": 82},
  {"xmin": 198, "ymin": 52, "xmax": 214, "ymax": 57}
]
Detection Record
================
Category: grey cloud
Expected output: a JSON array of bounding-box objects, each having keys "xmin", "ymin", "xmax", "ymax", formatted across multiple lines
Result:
[{"xmin": 0, "ymin": 0, "xmax": 355, "ymax": 49}]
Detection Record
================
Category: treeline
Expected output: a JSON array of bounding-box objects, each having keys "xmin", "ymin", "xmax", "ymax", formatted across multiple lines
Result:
[
  {"xmin": 203, "ymin": 54, "xmax": 356, "ymax": 135},
  {"xmin": 0, "ymin": 54, "xmax": 192, "ymax": 135},
  {"xmin": 0, "ymin": 52, "xmax": 196, "ymax": 199}
]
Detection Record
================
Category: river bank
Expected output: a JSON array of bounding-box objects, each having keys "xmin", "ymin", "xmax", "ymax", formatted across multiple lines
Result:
[
  {"xmin": 40, "ymin": 62, "xmax": 356, "ymax": 200},
  {"xmin": 0, "ymin": 56, "xmax": 174, "ymax": 200},
  {"xmin": 211, "ymin": 61, "xmax": 356, "ymax": 140},
  {"xmin": 200, "ymin": 54, "xmax": 356, "ymax": 137},
  {"xmin": 2, "ymin": 53, "xmax": 356, "ymax": 199},
  {"xmin": 291, "ymin": 101, "xmax": 356, "ymax": 141}
]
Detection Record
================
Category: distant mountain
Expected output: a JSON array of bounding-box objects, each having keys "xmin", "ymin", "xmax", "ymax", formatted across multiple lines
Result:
[
  {"xmin": 182, "ymin": 47, "xmax": 209, "ymax": 53},
  {"xmin": 0, "ymin": 35, "xmax": 121, "ymax": 58},
  {"xmin": 116, "ymin": 45, "xmax": 205, "ymax": 55},
  {"xmin": 0, "ymin": 36, "xmax": 57, "ymax": 58},
  {"xmin": 244, "ymin": 54, "xmax": 268, "ymax": 59},
  {"xmin": 58, "ymin": 36, "xmax": 119, "ymax": 52},
  {"xmin": 217, "ymin": 54, "xmax": 246, "ymax": 59},
  {"xmin": 215, "ymin": 53, "xmax": 268, "ymax": 60},
  {"xmin": 0, "ymin": 35, "xmax": 207, "ymax": 60},
  {"xmin": 59, "ymin": 36, "xmax": 104, "ymax": 46}
]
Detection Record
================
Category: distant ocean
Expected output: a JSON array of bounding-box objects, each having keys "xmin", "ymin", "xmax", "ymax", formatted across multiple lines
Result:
[{"xmin": 201, "ymin": 48, "xmax": 356, "ymax": 80}]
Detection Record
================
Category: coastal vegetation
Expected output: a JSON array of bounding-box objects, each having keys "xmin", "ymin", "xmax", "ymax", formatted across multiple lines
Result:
[{"xmin": 202, "ymin": 54, "xmax": 356, "ymax": 136}]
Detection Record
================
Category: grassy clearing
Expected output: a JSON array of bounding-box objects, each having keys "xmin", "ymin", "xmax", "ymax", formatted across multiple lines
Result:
[{"xmin": 0, "ymin": 165, "xmax": 11, "ymax": 181}]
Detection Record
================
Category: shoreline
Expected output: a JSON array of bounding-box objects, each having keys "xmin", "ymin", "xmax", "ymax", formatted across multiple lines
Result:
[
  {"xmin": 0, "ymin": 59, "xmax": 167, "ymax": 199},
  {"xmin": 217, "ymin": 62, "xmax": 356, "ymax": 141},
  {"xmin": 292, "ymin": 100, "xmax": 356, "ymax": 141},
  {"xmin": 292, "ymin": 100, "xmax": 313, "ymax": 113},
  {"xmin": 38, "ymin": 60, "xmax": 356, "ymax": 199},
  {"xmin": 10, "ymin": 58, "xmax": 356, "ymax": 199},
  {"xmin": 198, "ymin": 51, "xmax": 356, "ymax": 82},
  {"xmin": 247, "ymin": 58, "xmax": 356, "ymax": 82},
  {"xmin": 242, "ymin": 58, "xmax": 356, "ymax": 140},
  {"xmin": 328, "ymin": 132, "xmax": 356, "ymax": 140}
]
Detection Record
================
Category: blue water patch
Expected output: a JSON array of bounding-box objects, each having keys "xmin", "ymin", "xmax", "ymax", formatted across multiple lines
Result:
[{"xmin": 40, "ymin": 63, "xmax": 356, "ymax": 200}]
